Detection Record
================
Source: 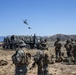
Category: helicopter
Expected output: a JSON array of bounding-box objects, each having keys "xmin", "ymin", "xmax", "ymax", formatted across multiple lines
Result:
[
  {"xmin": 22, "ymin": 19, "xmax": 29, "ymax": 25},
  {"xmin": 28, "ymin": 27, "xmax": 31, "ymax": 29}
]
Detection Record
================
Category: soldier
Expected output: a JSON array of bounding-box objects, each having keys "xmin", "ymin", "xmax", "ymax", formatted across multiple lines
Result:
[
  {"xmin": 72, "ymin": 40, "xmax": 76, "ymax": 64},
  {"xmin": 43, "ymin": 49, "xmax": 50, "ymax": 75},
  {"xmin": 40, "ymin": 39, "xmax": 48, "ymax": 50},
  {"xmin": 3, "ymin": 37, "xmax": 7, "ymax": 49},
  {"xmin": 64, "ymin": 40, "xmax": 72, "ymax": 57},
  {"xmin": 10, "ymin": 35, "xmax": 16, "ymax": 49},
  {"xmin": 30, "ymin": 51, "xmax": 44, "ymax": 75},
  {"xmin": 44, "ymin": 39, "xmax": 48, "ymax": 50},
  {"xmin": 54, "ymin": 38, "xmax": 62, "ymax": 59},
  {"xmin": 30, "ymin": 50, "xmax": 50, "ymax": 75},
  {"xmin": 71, "ymin": 38, "xmax": 74, "ymax": 45},
  {"xmin": 33, "ymin": 33, "xmax": 36, "ymax": 48},
  {"xmin": 12, "ymin": 40, "xmax": 30, "ymax": 75}
]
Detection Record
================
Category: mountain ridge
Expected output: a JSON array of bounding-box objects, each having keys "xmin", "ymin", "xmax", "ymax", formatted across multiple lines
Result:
[{"xmin": 0, "ymin": 34, "xmax": 76, "ymax": 42}]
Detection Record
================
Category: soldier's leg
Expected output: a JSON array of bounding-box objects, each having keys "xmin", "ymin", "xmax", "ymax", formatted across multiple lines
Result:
[
  {"xmin": 67, "ymin": 51, "xmax": 73, "ymax": 64},
  {"xmin": 67, "ymin": 51, "xmax": 69, "ymax": 57},
  {"xmin": 59, "ymin": 50, "xmax": 61, "ymax": 57},
  {"xmin": 73, "ymin": 53, "xmax": 75, "ymax": 61},
  {"xmin": 67, "ymin": 50, "xmax": 70, "ymax": 57},
  {"xmin": 68, "ymin": 51, "xmax": 71, "ymax": 57},
  {"xmin": 74, "ymin": 56, "xmax": 76, "ymax": 64},
  {"xmin": 15, "ymin": 65, "xmax": 27, "ymax": 75},
  {"xmin": 43, "ymin": 65, "xmax": 49, "ymax": 75},
  {"xmin": 38, "ymin": 72, "xmax": 43, "ymax": 75},
  {"xmin": 55, "ymin": 50, "xmax": 58, "ymax": 59},
  {"xmin": 15, "ymin": 67, "xmax": 20, "ymax": 75},
  {"xmin": 38, "ymin": 66, "xmax": 43, "ymax": 75},
  {"xmin": 70, "ymin": 51, "xmax": 72, "ymax": 57},
  {"xmin": 73, "ymin": 53, "xmax": 76, "ymax": 64}
]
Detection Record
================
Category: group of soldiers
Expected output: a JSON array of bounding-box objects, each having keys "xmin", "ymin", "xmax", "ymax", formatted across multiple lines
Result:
[
  {"xmin": 3, "ymin": 34, "xmax": 47, "ymax": 50},
  {"xmin": 12, "ymin": 38, "xmax": 76, "ymax": 75},
  {"xmin": 54, "ymin": 38, "xmax": 76, "ymax": 63},
  {"xmin": 12, "ymin": 39, "xmax": 50, "ymax": 75}
]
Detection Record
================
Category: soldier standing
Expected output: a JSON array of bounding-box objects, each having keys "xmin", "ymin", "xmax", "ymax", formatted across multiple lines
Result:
[
  {"xmin": 33, "ymin": 33, "xmax": 36, "ymax": 48},
  {"xmin": 12, "ymin": 40, "xmax": 30, "ymax": 75},
  {"xmin": 64, "ymin": 40, "xmax": 72, "ymax": 57},
  {"xmin": 43, "ymin": 50, "xmax": 50, "ymax": 75},
  {"xmin": 44, "ymin": 39, "xmax": 48, "ymax": 50},
  {"xmin": 71, "ymin": 38, "xmax": 74, "ymax": 45},
  {"xmin": 31, "ymin": 50, "xmax": 50, "ymax": 75},
  {"xmin": 40, "ymin": 39, "xmax": 48, "ymax": 50},
  {"xmin": 30, "ymin": 51, "xmax": 44, "ymax": 75},
  {"xmin": 54, "ymin": 38, "xmax": 62, "ymax": 59},
  {"xmin": 72, "ymin": 40, "xmax": 76, "ymax": 64}
]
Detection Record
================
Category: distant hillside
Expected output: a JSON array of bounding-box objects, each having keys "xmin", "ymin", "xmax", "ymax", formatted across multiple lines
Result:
[
  {"xmin": 48, "ymin": 34, "xmax": 76, "ymax": 41},
  {"xmin": 1, "ymin": 34, "xmax": 76, "ymax": 42}
]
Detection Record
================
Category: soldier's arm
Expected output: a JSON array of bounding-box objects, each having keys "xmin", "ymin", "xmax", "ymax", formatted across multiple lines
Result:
[
  {"xmin": 26, "ymin": 53, "xmax": 31, "ymax": 59},
  {"xmin": 32, "ymin": 62, "xmax": 36, "ymax": 67},
  {"xmin": 70, "ymin": 44, "xmax": 73, "ymax": 52},
  {"xmin": 64, "ymin": 44, "xmax": 66, "ymax": 48},
  {"xmin": 70, "ymin": 44, "xmax": 73, "ymax": 48},
  {"xmin": 54, "ymin": 42, "xmax": 56, "ymax": 46},
  {"xmin": 60, "ymin": 43, "xmax": 62, "ymax": 47},
  {"xmin": 30, "ymin": 61, "xmax": 36, "ymax": 69}
]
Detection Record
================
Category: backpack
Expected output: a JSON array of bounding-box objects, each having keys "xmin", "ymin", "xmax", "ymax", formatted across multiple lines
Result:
[
  {"xmin": 12, "ymin": 50, "xmax": 26, "ymax": 65},
  {"xmin": 66, "ymin": 43, "xmax": 72, "ymax": 50},
  {"xmin": 73, "ymin": 43, "xmax": 76, "ymax": 50},
  {"xmin": 34, "ymin": 54, "xmax": 41, "ymax": 62}
]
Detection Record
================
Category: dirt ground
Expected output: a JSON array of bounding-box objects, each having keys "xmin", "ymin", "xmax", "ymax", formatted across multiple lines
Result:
[{"xmin": 0, "ymin": 42, "xmax": 76, "ymax": 75}]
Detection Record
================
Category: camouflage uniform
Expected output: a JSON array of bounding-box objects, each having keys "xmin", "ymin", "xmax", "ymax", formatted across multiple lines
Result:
[
  {"xmin": 64, "ymin": 40, "xmax": 72, "ymax": 57},
  {"xmin": 71, "ymin": 38, "xmax": 74, "ymax": 45},
  {"xmin": 31, "ymin": 51, "xmax": 44, "ymax": 75},
  {"xmin": 40, "ymin": 39, "xmax": 48, "ymax": 50},
  {"xmin": 12, "ymin": 41, "xmax": 29, "ymax": 75},
  {"xmin": 72, "ymin": 40, "xmax": 76, "ymax": 63},
  {"xmin": 43, "ymin": 50, "xmax": 50, "ymax": 75},
  {"xmin": 3, "ymin": 37, "xmax": 7, "ymax": 49},
  {"xmin": 31, "ymin": 50, "xmax": 50, "ymax": 75},
  {"xmin": 15, "ymin": 50, "xmax": 29, "ymax": 75},
  {"xmin": 54, "ymin": 38, "xmax": 62, "ymax": 59}
]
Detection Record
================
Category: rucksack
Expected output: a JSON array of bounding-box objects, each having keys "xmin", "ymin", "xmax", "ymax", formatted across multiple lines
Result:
[
  {"xmin": 34, "ymin": 53, "xmax": 43, "ymax": 63},
  {"xmin": 12, "ymin": 50, "xmax": 26, "ymax": 65},
  {"xmin": 66, "ymin": 43, "xmax": 72, "ymax": 50},
  {"xmin": 73, "ymin": 43, "xmax": 76, "ymax": 50}
]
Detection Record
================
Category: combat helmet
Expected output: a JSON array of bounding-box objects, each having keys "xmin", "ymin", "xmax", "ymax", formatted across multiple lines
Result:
[
  {"xmin": 18, "ymin": 40, "xmax": 26, "ymax": 48},
  {"xmin": 66, "ymin": 40, "xmax": 70, "ymax": 43},
  {"xmin": 57, "ymin": 38, "xmax": 60, "ymax": 41}
]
